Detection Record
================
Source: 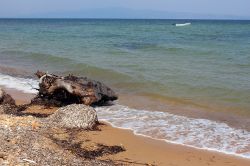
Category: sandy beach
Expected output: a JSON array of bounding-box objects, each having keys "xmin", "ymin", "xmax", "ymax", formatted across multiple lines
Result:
[
  {"xmin": 1, "ymin": 87, "xmax": 249, "ymax": 166},
  {"xmin": 85, "ymin": 123, "xmax": 250, "ymax": 166}
]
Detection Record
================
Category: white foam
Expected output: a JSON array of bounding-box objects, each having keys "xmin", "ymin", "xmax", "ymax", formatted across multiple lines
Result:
[
  {"xmin": 95, "ymin": 105, "xmax": 250, "ymax": 159},
  {"xmin": 0, "ymin": 73, "xmax": 39, "ymax": 94}
]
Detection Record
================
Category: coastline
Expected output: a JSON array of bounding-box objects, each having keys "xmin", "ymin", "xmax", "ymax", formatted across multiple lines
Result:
[
  {"xmin": 87, "ymin": 123, "xmax": 250, "ymax": 166},
  {"xmin": 1, "ymin": 69, "xmax": 249, "ymax": 132},
  {"xmin": 2, "ymin": 87, "xmax": 250, "ymax": 166},
  {"xmin": 118, "ymin": 93, "xmax": 250, "ymax": 131}
]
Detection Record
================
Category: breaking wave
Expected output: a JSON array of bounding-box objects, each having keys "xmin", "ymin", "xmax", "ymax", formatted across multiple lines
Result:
[
  {"xmin": 0, "ymin": 73, "xmax": 38, "ymax": 94},
  {"xmin": 95, "ymin": 104, "xmax": 250, "ymax": 159}
]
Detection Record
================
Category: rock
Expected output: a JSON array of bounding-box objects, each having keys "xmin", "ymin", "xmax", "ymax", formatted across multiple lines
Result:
[
  {"xmin": 0, "ymin": 88, "xmax": 17, "ymax": 115},
  {"xmin": 47, "ymin": 104, "xmax": 98, "ymax": 129},
  {"xmin": 34, "ymin": 71, "xmax": 118, "ymax": 106},
  {"xmin": 0, "ymin": 152, "xmax": 7, "ymax": 160},
  {"xmin": 0, "ymin": 88, "xmax": 15, "ymax": 105}
]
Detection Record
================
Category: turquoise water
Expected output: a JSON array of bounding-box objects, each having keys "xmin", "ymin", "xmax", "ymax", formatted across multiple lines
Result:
[{"xmin": 0, "ymin": 19, "xmax": 250, "ymax": 115}]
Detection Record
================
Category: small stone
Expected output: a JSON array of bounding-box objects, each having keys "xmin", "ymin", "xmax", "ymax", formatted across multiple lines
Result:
[{"xmin": 0, "ymin": 152, "xmax": 8, "ymax": 160}]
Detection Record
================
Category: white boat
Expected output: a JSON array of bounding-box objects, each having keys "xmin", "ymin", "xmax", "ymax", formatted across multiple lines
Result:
[{"xmin": 174, "ymin": 23, "xmax": 191, "ymax": 27}]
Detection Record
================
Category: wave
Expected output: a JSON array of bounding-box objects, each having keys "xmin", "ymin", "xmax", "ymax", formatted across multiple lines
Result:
[
  {"xmin": 0, "ymin": 73, "xmax": 38, "ymax": 94},
  {"xmin": 95, "ymin": 104, "xmax": 250, "ymax": 159},
  {"xmin": 0, "ymin": 50, "xmax": 132, "ymax": 84},
  {"xmin": 67, "ymin": 63, "xmax": 132, "ymax": 82},
  {"xmin": 0, "ymin": 50, "xmax": 73, "ymax": 65},
  {"xmin": 114, "ymin": 42, "xmax": 187, "ymax": 53}
]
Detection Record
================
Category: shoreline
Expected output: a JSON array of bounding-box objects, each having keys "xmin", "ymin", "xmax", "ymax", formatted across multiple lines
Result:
[
  {"xmin": 89, "ymin": 122, "xmax": 250, "ymax": 166},
  {"xmin": 118, "ymin": 93, "xmax": 250, "ymax": 131},
  {"xmin": 1, "ymin": 86, "xmax": 250, "ymax": 165},
  {"xmin": 102, "ymin": 120, "xmax": 250, "ymax": 160},
  {"xmin": 1, "ymin": 67, "xmax": 250, "ymax": 118},
  {"xmin": 1, "ymin": 70, "xmax": 249, "ymax": 132}
]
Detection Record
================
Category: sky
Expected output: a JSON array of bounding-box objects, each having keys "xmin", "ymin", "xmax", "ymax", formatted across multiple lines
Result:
[{"xmin": 0, "ymin": 0, "xmax": 249, "ymax": 19}]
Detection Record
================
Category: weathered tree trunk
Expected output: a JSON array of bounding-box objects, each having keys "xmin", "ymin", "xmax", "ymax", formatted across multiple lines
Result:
[{"xmin": 33, "ymin": 71, "xmax": 118, "ymax": 106}]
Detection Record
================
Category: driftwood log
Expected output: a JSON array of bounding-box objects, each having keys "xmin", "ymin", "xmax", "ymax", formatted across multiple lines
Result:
[{"xmin": 33, "ymin": 71, "xmax": 118, "ymax": 106}]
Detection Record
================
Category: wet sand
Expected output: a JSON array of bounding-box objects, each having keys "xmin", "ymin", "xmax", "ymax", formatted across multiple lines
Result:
[
  {"xmin": 119, "ymin": 93, "xmax": 250, "ymax": 131},
  {"xmin": 2, "ymin": 87, "xmax": 250, "ymax": 166},
  {"xmin": 85, "ymin": 123, "xmax": 250, "ymax": 166}
]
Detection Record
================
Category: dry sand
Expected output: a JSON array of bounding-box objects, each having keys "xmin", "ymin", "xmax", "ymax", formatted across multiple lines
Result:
[
  {"xmin": 83, "ymin": 123, "xmax": 250, "ymax": 166},
  {"xmin": 2, "ymin": 87, "xmax": 250, "ymax": 166}
]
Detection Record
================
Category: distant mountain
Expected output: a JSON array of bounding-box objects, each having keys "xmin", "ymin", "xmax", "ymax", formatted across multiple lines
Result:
[{"xmin": 18, "ymin": 8, "xmax": 250, "ymax": 20}]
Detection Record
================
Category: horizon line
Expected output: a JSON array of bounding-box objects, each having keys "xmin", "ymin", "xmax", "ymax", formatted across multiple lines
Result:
[{"xmin": 0, "ymin": 17, "xmax": 250, "ymax": 21}]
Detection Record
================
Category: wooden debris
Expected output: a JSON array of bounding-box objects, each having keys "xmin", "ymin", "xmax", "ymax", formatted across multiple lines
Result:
[{"xmin": 33, "ymin": 71, "xmax": 118, "ymax": 106}]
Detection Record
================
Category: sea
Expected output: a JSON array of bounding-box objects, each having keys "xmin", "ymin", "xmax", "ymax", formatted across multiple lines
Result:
[{"xmin": 0, "ymin": 19, "xmax": 249, "ymax": 158}]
